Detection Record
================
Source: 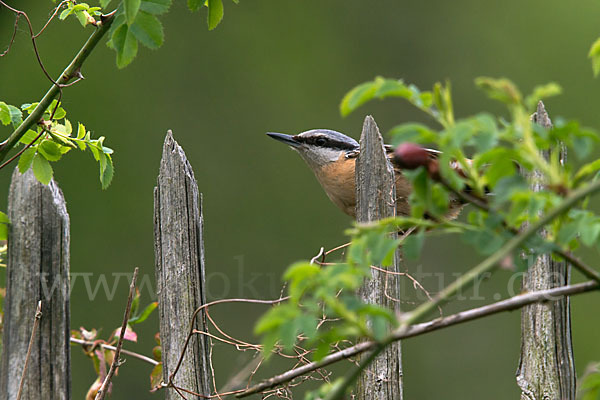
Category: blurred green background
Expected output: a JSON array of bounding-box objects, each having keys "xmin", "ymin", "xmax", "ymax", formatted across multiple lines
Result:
[{"xmin": 2, "ymin": 0, "xmax": 600, "ymax": 398}]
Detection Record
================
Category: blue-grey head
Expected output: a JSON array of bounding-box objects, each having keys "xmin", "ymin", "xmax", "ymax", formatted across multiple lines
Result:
[{"xmin": 266, "ymin": 129, "xmax": 359, "ymax": 169}]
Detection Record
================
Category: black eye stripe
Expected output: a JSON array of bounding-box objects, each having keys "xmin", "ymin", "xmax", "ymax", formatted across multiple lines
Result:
[{"xmin": 295, "ymin": 136, "xmax": 358, "ymax": 150}]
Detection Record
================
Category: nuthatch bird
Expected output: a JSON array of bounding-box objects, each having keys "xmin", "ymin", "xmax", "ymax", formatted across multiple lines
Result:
[{"xmin": 267, "ymin": 129, "xmax": 466, "ymax": 219}]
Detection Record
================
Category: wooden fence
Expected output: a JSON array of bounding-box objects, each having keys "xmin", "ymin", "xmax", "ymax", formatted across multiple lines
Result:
[{"xmin": 0, "ymin": 112, "xmax": 574, "ymax": 399}]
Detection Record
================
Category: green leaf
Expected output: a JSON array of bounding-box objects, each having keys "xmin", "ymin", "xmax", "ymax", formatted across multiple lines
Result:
[
  {"xmin": 75, "ymin": 10, "xmax": 89, "ymax": 27},
  {"xmin": 576, "ymin": 159, "xmax": 600, "ymax": 182},
  {"xmin": 38, "ymin": 140, "xmax": 62, "ymax": 162},
  {"xmin": 296, "ymin": 314, "xmax": 318, "ymax": 340},
  {"xmin": 18, "ymin": 148, "xmax": 36, "ymax": 173},
  {"xmin": 150, "ymin": 363, "xmax": 163, "ymax": 390},
  {"xmin": 124, "ymin": 0, "xmax": 142, "ymax": 25},
  {"xmin": 340, "ymin": 81, "xmax": 379, "ymax": 117},
  {"xmin": 260, "ymin": 331, "xmax": 279, "ymax": 359},
  {"xmin": 370, "ymin": 314, "xmax": 389, "ymax": 341},
  {"xmin": 130, "ymin": 301, "xmax": 158, "ymax": 324},
  {"xmin": 525, "ymin": 83, "xmax": 562, "ymax": 110},
  {"xmin": 7, "ymin": 104, "xmax": 22, "ymax": 127},
  {"xmin": 388, "ymin": 123, "xmax": 437, "ymax": 146},
  {"xmin": 130, "ymin": 11, "xmax": 163, "ymax": 49},
  {"xmin": 581, "ymin": 221, "xmax": 600, "ymax": 247},
  {"xmin": 475, "ymin": 77, "xmax": 522, "ymax": 105},
  {"xmin": 140, "ymin": 0, "xmax": 171, "ymax": 14},
  {"xmin": 112, "ymin": 24, "xmax": 138, "ymax": 68},
  {"xmin": 207, "ymin": 0, "xmax": 224, "ymax": 30},
  {"xmin": 0, "ymin": 211, "xmax": 9, "ymax": 241},
  {"xmin": 187, "ymin": 0, "xmax": 203, "ymax": 11},
  {"xmin": 255, "ymin": 303, "xmax": 298, "ymax": 335},
  {"xmin": 99, "ymin": 153, "xmax": 114, "ymax": 189},
  {"xmin": 589, "ymin": 37, "xmax": 600, "ymax": 77},
  {"xmin": 0, "ymin": 102, "xmax": 11, "ymax": 125},
  {"xmin": 130, "ymin": 290, "xmax": 140, "ymax": 316},
  {"xmin": 373, "ymin": 79, "xmax": 411, "ymax": 99},
  {"xmin": 462, "ymin": 228, "xmax": 506, "ymax": 255},
  {"xmin": 47, "ymin": 101, "xmax": 66, "ymax": 120},
  {"xmin": 403, "ymin": 230, "xmax": 425, "ymax": 260},
  {"xmin": 77, "ymin": 123, "xmax": 86, "ymax": 139},
  {"xmin": 280, "ymin": 317, "xmax": 299, "ymax": 351},
  {"xmin": 284, "ymin": 262, "xmax": 320, "ymax": 301},
  {"xmin": 59, "ymin": 7, "xmax": 72, "ymax": 20},
  {"xmin": 100, "ymin": 0, "xmax": 112, "ymax": 7},
  {"xmin": 32, "ymin": 154, "xmax": 53, "ymax": 185},
  {"xmin": 364, "ymin": 231, "xmax": 400, "ymax": 267},
  {"xmin": 19, "ymin": 129, "xmax": 42, "ymax": 146}
]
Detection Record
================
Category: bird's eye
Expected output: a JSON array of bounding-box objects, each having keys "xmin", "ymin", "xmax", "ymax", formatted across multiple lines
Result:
[{"xmin": 315, "ymin": 137, "xmax": 327, "ymax": 146}]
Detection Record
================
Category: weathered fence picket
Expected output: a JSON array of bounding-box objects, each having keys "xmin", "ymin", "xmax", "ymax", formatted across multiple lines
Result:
[
  {"xmin": 0, "ymin": 168, "xmax": 71, "ymax": 400},
  {"xmin": 517, "ymin": 102, "xmax": 575, "ymax": 399},
  {"xmin": 355, "ymin": 116, "xmax": 403, "ymax": 400},
  {"xmin": 154, "ymin": 131, "xmax": 212, "ymax": 398}
]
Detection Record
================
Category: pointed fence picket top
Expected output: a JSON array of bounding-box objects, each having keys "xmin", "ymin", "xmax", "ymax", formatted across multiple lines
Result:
[
  {"xmin": 154, "ymin": 130, "xmax": 211, "ymax": 398},
  {"xmin": 355, "ymin": 116, "xmax": 403, "ymax": 400},
  {"xmin": 516, "ymin": 101, "xmax": 575, "ymax": 399},
  {"xmin": 0, "ymin": 168, "xmax": 71, "ymax": 400}
]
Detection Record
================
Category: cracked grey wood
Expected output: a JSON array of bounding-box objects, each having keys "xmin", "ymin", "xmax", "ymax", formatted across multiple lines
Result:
[
  {"xmin": 355, "ymin": 116, "xmax": 403, "ymax": 400},
  {"xmin": 154, "ymin": 131, "xmax": 211, "ymax": 399},
  {"xmin": 0, "ymin": 168, "xmax": 70, "ymax": 400},
  {"xmin": 516, "ymin": 101, "xmax": 575, "ymax": 399}
]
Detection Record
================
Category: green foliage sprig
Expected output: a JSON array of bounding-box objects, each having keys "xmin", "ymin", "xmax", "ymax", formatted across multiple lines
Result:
[
  {"xmin": 254, "ymin": 76, "xmax": 600, "ymax": 399},
  {"xmin": 340, "ymin": 76, "xmax": 600, "ymax": 260},
  {"xmin": 0, "ymin": 100, "xmax": 114, "ymax": 188}
]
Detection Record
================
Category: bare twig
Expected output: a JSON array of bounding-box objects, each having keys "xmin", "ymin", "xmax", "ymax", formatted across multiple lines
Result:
[
  {"xmin": 0, "ymin": 1, "xmax": 58, "ymax": 85},
  {"xmin": 94, "ymin": 267, "xmax": 139, "ymax": 400},
  {"xmin": 167, "ymin": 296, "xmax": 290, "ymax": 390},
  {"xmin": 69, "ymin": 337, "xmax": 159, "ymax": 366},
  {"xmin": 34, "ymin": 0, "xmax": 70, "ymax": 38},
  {"xmin": 236, "ymin": 280, "xmax": 599, "ymax": 397},
  {"xmin": 16, "ymin": 300, "xmax": 42, "ymax": 400}
]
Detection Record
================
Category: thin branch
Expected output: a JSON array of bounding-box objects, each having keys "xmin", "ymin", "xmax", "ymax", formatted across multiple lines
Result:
[
  {"xmin": 0, "ymin": 1, "xmax": 58, "ymax": 85},
  {"xmin": 70, "ymin": 337, "xmax": 159, "ymax": 366},
  {"xmin": 94, "ymin": 267, "xmax": 139, "ymax": 400},
  {"xmin": 0, "ymin": 9, "xmax": 116, "ymax": 164},
  {"xmin": 0, "ymin": 13, "xmax": 19, "ymax": 57},
  {"xmin": 0, "ymin": 128, "xmax": 46, "ymax": 170},
  {"xmin": 16, "ymin": 300, "xmax": 42, "ymax": 400},
  {"xmin": 236, "ymin": 280, "xmax": 599, "ymax": 398},
  {"xmin": 34, "ymin": 0, "xmax": 70, "ymax": 38}
]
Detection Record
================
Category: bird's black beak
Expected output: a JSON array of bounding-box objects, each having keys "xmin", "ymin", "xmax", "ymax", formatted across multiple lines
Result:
[{"xmin": 266, "ymin": 132, "xmax": 301, "ymax": 148}]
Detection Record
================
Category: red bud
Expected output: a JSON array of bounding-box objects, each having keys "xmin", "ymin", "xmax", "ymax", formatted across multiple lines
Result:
[{"xmin": 393, "ymin": 143, "xmax": 430, "ymax": 169}]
